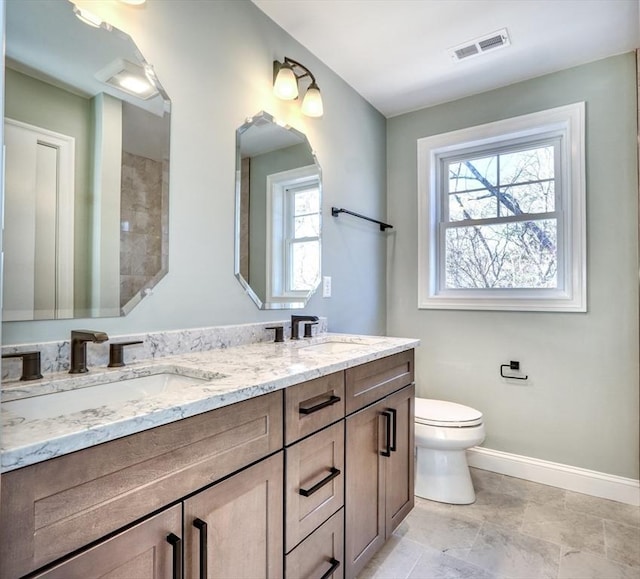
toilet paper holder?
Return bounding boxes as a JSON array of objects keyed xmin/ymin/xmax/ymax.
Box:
[{"xmin": 500, "ymin": 360, "xmax": 528, "ymax": 380}]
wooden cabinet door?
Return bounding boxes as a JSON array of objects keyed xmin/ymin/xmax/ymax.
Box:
[
  {"xmin": 384, "ymin": 384, "xmax": 415, "ymax": 534},
  {"xmin": 344, "ymin": 399, "xmax": 386, "ymax": 579},
  {"xmin": 184, "ymin": 452, "xmax": 283, "ymax": 579},
  {"xmin": 31, "ymin": 505, "xmax": 182, "ymax": 579}
]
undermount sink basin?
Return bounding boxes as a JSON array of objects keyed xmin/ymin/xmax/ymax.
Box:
[{"xmin": 3, "ymin": 372, "xmax": 209, "ymax": 421}]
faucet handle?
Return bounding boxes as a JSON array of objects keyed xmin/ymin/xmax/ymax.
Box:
[
  {"xmin": 2, "ymin": 351, "xmax": 43, "ymax": 381},
  {"xmin": 265, "ymin": 326, "xmax": 285, "ymax": 343},
  {"xmin": 303, "ymin": 322, "xmax": 318, "ymax": 338},
  {"xmin": 108, "ymin": 341, "xmax": 143, "ymax": 368}
]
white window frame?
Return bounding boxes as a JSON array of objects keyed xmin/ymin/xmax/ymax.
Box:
[
  {"xmin": 417, "ymin": 102, "xmax": 586, "ymax": 312},
  {"xmin": 266, "ymin": 164, "xmax": 321, "ymax": 303}
]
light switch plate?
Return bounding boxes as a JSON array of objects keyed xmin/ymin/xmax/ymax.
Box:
[{"xmin": 322, "ymin": 276, "xmax": 332, "ymax": 298}]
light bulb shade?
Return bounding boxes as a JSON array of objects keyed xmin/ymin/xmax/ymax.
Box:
[
  {"xmin": 301, "ymin": 83, "xmax": 324, "ymax": 117},
  {"xmin": 273, "ymin": 64, "xmax": 299, "ymax": 100}
]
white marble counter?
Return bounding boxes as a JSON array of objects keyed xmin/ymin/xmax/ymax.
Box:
[{"xmin": 1, "ymin": 333, "xmax": 418, "ymax": 472}]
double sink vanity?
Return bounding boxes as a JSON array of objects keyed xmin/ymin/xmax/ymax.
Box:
[
  {"xmin": 2, "ymin": 4, "xmax": 414, "ymax": 577},
  {"xmin": 1, "ymin": 324, "xmax": 418, "ymax": 579}
]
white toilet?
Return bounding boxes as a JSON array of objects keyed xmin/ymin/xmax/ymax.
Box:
[{"xmin": 414, "ymin": 398, "xmax": 485, "ymax": 504}]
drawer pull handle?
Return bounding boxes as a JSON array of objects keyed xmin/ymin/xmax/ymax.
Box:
[
  {"xmin": 389, "ymin": 407, "xmax": 397, "ymax": 452},
  {"xmin": 193, "ymin": 518, "xmax": 208, "ymax": 579},
  {"xmin": 320, "ymin": 557, "xmax": 341, "ymax": 579},
  {"xmin": 381, "ymin": 411, "xmax": 392, "ymax": 457},
  {"xmin": 166, "ymin": 533, "xmax": 183, "ymax": 579},
  {"xmin": 299, "ymin": 467, "xmax": 341, "ymax": 497},
  {"xmin": 299, "ymin": 395, "xmax": 341, "ymax": 415}
]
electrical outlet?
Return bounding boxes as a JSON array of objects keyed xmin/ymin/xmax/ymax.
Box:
[{"xmin": 322, "ymin": 276, "xmax": 332, "ymax": 298}]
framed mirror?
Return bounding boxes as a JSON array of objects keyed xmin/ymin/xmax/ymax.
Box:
[
  {"xmin": 3, "ymin": 0, "xmax": 171, "ymax": 321},
  {"xmin": 235, "ymin": 112, "xmax": 322, "ymax": 309}
]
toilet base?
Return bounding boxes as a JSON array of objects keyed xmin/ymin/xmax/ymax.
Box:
[{"xmin": 415, "ymin": 446, "xmax": 476, "ymax": 504}]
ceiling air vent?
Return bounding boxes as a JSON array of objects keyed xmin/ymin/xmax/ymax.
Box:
[{"xmin": 449, "ymin": 29, "xmax": 510, "ymax": 62}]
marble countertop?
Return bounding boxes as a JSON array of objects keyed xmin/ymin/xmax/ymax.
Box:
[{"xmin": 1, "ymin": 333, "xmax": 418, "ymax": 472}]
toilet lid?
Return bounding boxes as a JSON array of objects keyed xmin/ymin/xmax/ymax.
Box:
[{"xmin": 415, "ymin": 398, "xmax": 483, "ymax": 427}]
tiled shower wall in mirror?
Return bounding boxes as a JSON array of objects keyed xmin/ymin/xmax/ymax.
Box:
[{"xmin": 120, "ymin": 153, "xmax": 169, "ymax": 307}]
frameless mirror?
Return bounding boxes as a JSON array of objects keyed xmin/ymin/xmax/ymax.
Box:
[
  {"xmin": 3, "ymin": 0, "xmax": 170, "ymax": 321},
  {"xmin": 235, "ymin": 112, "xmax": 321, "ymax": 309}
]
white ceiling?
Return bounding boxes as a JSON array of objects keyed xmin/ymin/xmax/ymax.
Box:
[{"xmin": 252, "ymin": 0, "xmax": 640, "ymax": 118}]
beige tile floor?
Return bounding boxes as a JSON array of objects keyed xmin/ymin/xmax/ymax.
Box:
[{"xmin": 358, "ymin": 468, "xmax": 640, "ymax": 579}]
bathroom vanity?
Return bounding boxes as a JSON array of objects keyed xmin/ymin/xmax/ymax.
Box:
[{"xmin": 0, "ymin": 333, "xmax": 417, "ymax": 579}]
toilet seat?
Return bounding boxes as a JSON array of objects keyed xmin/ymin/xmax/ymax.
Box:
[{"xmin": 415, "ymin": 398, "xmax": 483, "ymax": 428}]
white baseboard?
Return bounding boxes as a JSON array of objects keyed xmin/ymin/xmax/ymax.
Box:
[{"xmin": 467, "ymin": 447, "xmax": 640, "ymax": 507}]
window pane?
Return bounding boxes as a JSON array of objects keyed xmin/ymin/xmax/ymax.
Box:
[
  {"xmin": 449, "ymin": 189, "xmax": 497, "ymax": 222},
  {"xmin": 294, "ymin": 188, "xmax": 319, "ymax": 215},
  {"xmin": 500, "ymin": 145, "xmax": 554, "ymax": 185},
  {"xmin": 448, "ymin": 156, "xmax": 497, "ymax": 193},
  {"xmin": 294, "ymin": 215, "xmax": 320, "ymax": 238},
  {"xmin": 291, "ymin": 241, "xmax": 320, "ymax": 291},
  {"xmin": 445, "ymin": 219, "xmax": 557, "ymax": 289},
  {"xmin": 500, "ymin": 181, "xmax": 555, "ymax": 216}
]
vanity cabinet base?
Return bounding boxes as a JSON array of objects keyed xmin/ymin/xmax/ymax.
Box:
[
  {"xmin": 1, "ymin": 349, "xmax": 416, "ymax": 579},
  {"xmin": 0, "ymin": 391, "xmax": 283, "ymax": 579}
]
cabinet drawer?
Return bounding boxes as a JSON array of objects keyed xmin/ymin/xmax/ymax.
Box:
[
  {"xmin": 345, "ymin": 350, "xmax": 414, "ymax": 414},
  {"xmin": 285, "ymin": 371, "xmax": 345, "ymax": 445},
  {"xmin": 286, "ymin": 508, "xmax": 344, "ymax": 579},
  {"xmin": 0, "ymin": 391, "xmax": 283, "ymax": 579},
  {"xmin": 286, "ymin": 421, "xmax": 344, "ymax": 552}
]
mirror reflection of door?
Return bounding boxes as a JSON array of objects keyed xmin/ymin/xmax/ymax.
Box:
[{"xmin": 3, "ymin": 119, "xmax": 75, "ymax": 321}]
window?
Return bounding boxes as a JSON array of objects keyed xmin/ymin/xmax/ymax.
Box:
[
  {"xmin": 417, "ymin": 103, "xmax": 586, "ymax": 311},
  {"xmin": 285, "ymin": 182, "xmax": 321, "ymax": 292},
  {"xmin": 267, "ymin": 165, "xmax": 321, "ymax": 304}
]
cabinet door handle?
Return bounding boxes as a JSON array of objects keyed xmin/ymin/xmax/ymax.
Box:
[
  {"xmin": 389, "ymin": 407, "xmax": 397, "ymax": 452},
  {"xmin": 299, "ymin": 395, "xmax": 341, "ymax": 415},
  {"xmin": 299, "ymin": 467, "xmax": 341, "ymax": 497},
  {"xmin": 319, "ymin": 557, "xmax": 341, "ymax": 579},
  {"xmin": 381, "ymin": 411, "xmax": 392, "ymax": 457},
  {"xmin": 166, "ymin": 533, "xmax": 183, "ymax": 579},
  {"xmin": 193, "ymin": 518, "xmax": 208, "ymax": 579}
]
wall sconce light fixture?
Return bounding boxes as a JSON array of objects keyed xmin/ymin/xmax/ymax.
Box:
[{"xmin": 273, "ymin": 57, "xmax": 323, "ymax": 118}]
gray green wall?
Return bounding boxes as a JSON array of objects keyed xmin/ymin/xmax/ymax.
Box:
[
  {"xmin": 387, "ymin": 53, "xmax": 639, "ymax": 479},
  {"xmin": 5, "ymin": 67, "xmax": 92, "ymax": 312},
  {"xmin": 3, "ymin": 0, "xmax": 387, "ymax": 343}
]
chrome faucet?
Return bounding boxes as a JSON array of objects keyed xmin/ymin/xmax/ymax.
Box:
[
  {"xmin": 290, "ymin": 315, "xmax": 319, "ymax": 340},
  {"xmin": 69, "ymin": 330, "xmax": 109, "ymax": 374}
]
